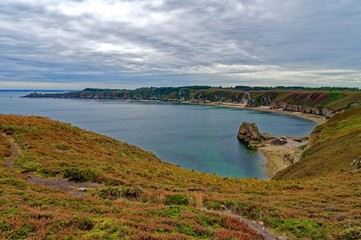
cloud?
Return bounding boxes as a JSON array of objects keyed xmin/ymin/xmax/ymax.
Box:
[{"xmin": 0, "ymin": 0, "xmax": 361, "ymax": 89}]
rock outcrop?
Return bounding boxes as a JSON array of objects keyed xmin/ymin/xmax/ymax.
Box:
[
  {"xmin": 237, "ymin": 122, "xmax": 263, "ymax": 147},
  {"xmin": 240, "ymin": 93, "xmax": 257, "ymax": 107},
  {"xmin": 271, "ymin": 138, "xmax": 288, "ymax": 145},
  {"xmin": 237, "ymin": 122, "xmax": 290, "ymax": 148},
  {"xmin": 241, "ymin": 93, "xmax": 252, "ymax": 105},
  {"xmin": 351, "ymin": 156, "xmax": 361, "ymax": 172},
  {"xmin": 237, "ymin": 122, "xmax": 310, "ymax": 177},
  {"xmin": 270, "ymin": 102, "xmax": 334, "ymax": 118},
  {"xmin": 260, "ymin": 95, "xmax": 272, "ymax": 105}
]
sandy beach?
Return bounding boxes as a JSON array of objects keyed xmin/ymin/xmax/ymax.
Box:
[
  {"xmin": 259, "ymin": 137, "xmax": 308, "ymax": 178},
  {"xmin": 192, "ymin": 101, "xmax": 327, "ymax": 125},
  {"xmin": 193, "ymin": 101, "xmax": 328, "ymax": 178}
]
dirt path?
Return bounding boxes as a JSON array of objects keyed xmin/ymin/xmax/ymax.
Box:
[
  {"xmin": 24, "ymin": 173, "xmax": 101, "ymax": 197},
  {"xmin": 2, "ymin": 133, "xmax": 287, "ymax": 239},
  {"xmin": 260, "ymin": 137, "xmax": 307, "ymax": 178},
  {"xmin": 2, "ymin": 133, "xmax": 101, "ymax": 197},
  {"xmin": 3, "ymin": 133, "xmax": 19, "ymax": 168},
  {"xmin": 205, "ymin": 209, "xmax": 287, "ymax": 240}
]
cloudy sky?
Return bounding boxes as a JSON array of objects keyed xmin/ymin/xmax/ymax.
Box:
[{"xmin": 0, "ymin": 0, "xmax": 361, "ymax": 89}]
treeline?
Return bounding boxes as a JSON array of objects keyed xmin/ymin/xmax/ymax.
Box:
[
  {"xmin": 233, "ymin": 86, "xmax": 360, "ymax": 91},
  {"xmin": 24, "ymin": 85, "xmax": 361, "ymax": 110}
]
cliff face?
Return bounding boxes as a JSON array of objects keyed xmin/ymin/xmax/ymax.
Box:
[
  {"xmin": 237, "ymin": 122, "xmax": 262, "ymax": 147},
  {"xmin": 24, "ymin": 87, "xmax": 361, "ymax": 117},
  {"xmin": 273, "ymin": 105, "xmax": 361, "ymax": 180},
  {"xmin": 270, "ymin": 102, "xmax": 334, "ymax": 118}
]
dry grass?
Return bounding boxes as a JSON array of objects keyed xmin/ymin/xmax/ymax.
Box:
[
  {"xmin": 1, "ymin": 113, "xmax": 361, "ymax": 239},
  {"xmin": 0, "ymin": 133, "xmax": 11, "ymax": 158},
  {"xmin": 274, "ymin": 105, "xmax": 361, "ymax": 179}
]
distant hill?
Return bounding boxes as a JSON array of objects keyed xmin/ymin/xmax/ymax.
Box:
[{"xmin": 24, "ymin": 86, "xmax": 361, "ymax": 116}]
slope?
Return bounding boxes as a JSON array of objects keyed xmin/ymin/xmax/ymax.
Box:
[
  {"xmin": 1, "ymin": 114, "xmax": 361, "ymax": 239},
  {"xmin": 274, "ymin": 105, "xmax": 361, "ymax": 180}
]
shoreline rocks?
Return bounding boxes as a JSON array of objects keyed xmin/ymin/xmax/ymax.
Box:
[
  {"xmin": 237, "ymin": 122, "xmax": 289, "ymax": 148},
  {"xmin": 270, "ymin": 102, "xmax": 334, "ymax": 118},
  {"xmin": 237, "ymin": 122, "xmax": 308, "ymax": 177},
  {"xmin": 237, "ymin": 122, "xmax": 263, "ymax": 147}
]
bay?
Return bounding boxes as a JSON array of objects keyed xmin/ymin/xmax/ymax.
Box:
[{"xmin": 0, "ymin": 91, "xmax": 316, "ymax": 179}]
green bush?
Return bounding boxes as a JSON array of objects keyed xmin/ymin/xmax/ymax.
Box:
[
  {"xmin": 2, "ymin": 125, "xmax": 15, "ymax": 135},
  {"xmin": 63, "ymin": 168, "xmax": 97, "ymax": 182},
  {"xmin": 121, "ymin": 187, "xmax": 143, "ymax": 200},
  {"xmin": 99, "ymin": 186, "xmax": 143, "ymax": 200},
  {"xmin": 164, "ymin": 195, "xmax": 189, "ymax": 206},
  {"xmin": 9, "ymin": 223, "xmax": 36, "ymax": 238},
  {"xmin": 265, "ymin": 217, "xmax": 327, "ymax": 239},
  {"xmin": 224, "ymin": 200, "xmax": 247, "ymax": 214},
  {"xmin": 204, "ymin": 201, "xmax": 223, "ymax": 210},
  {"xmin": 298, "ymin": 144, "xmax": 307, "ymax": 150},
  {"xmin": 68, "ymin": 218, "xmax": 94, "ymax": 231},
  {"xmin": 283, "ymin": 184, "xmax": 304, "ymax": 190},
  {"xmin": 99, "ymin": 187, "xmax": 122, "ymax": 200},
  {"xmin": 338, "ymin": 227, "xmax": 361, "ymax": 240}
]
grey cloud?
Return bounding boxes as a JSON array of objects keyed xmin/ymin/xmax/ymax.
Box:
[{"xmin": 0, "ymin": 0, "xmax": 361, "ymax": 89}]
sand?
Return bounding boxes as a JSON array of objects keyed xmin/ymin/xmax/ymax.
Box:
[
  {"xmin": 186, "ymin": 101, "xmax": 329, "ymax": 178},
  {"xmin": 192, "ymin": 101, "xmax": 327, "ymax": 125},
  {"xmin": 258, "ymin": 137, "xmax": 307, "ymax": 178}
]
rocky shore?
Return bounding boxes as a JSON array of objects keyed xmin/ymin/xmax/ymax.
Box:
[
  {"xmin": 237, "ymin": 122, "xmax": 308, "ymax": 178},
  {"xmin": 192, "ymin": 101, "xmax": 327, "ymax": 125},
  {"xmin": 24, "ymin": 88, "xmax": 343, "ymax": 124}
]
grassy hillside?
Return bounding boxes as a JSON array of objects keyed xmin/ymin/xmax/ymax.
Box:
[
  {"xmin": 274, "ymin": 105, "xmax": 361, "ymax": 180},
  {"xmin": 24, "ymin": 87, "xmax": 361, "ymax": 112},
  {"xmin": 1, "ymin": 115, "xmax": 361, "ymax": 239}
]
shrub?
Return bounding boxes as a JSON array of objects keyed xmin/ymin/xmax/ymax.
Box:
[
  {"xmin": 99, "ymin": 186, "xmax": 143, "ymax": 200},
  {"xmin": 68, "ymin": 218, "xmax": 94, "ymax": 231},
  {"xmin": 264, "ymin": 217, "xmax": 326, "ymax": 239},
  {"xmin": 204, "ymin": 201, "xmax": 223, "ymax": 210},
  {"xmin": 121, "ymin": 187, "xmax": 143, "ymax": 200},
  {"xmin": 164, "ymin": 195, "xmax": 189, "ymax": 206},
  {"xmin": 9, "ymin": 223, "xmax": 36, "ymax": 238},
  {"xmin": 63, "ymin": 168, "xmax": 97, "ymax": 182},
  {"xmin": 99, "ymin": 187, "xmax": 122, "ymax": 200},
  {"xmin": 338, "ymin": 227, "xmax": 361, "ymax": 240},
  {"xmin": 2, "ymin": 125, "xmax": 15, "ymax": 135},
  {"xmin": 224, "ymin": 200, "xmax": 247, "ymax": 215},
  {"xmin": 298, "ymin": 144, "xmax": 307, "ymax": 150},
  {"xmin": 283, "ymin": 184, "xmax": 304, "ymax": 190}
]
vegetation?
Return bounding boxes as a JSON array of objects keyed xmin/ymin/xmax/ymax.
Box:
[
  {"xmin": 274, "ymin": 105, "xmax": 361, "ymax": 179},
  {"xmin": 24, "ymin": 86, "xmax": 361, "ymax": 112},
  {"xmin": 234, "ymin": 86, "xmax": 360, "ymax": 91},
  {"xmin": 1, "ymin": 110, "xmax": 361, "ymax": 239}
]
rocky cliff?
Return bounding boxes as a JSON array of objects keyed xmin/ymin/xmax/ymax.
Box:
[
  {"xmin": 24, "ymin": 87, "xmax": 361, "ymax": 118},
  {"xmin": 273, "ymin": 105, "xmax": 361, "ymax": 180},
  {"xmin": 237, "ymin": 122, "xmax": 289, "ymax": 148},
  {"xmin": 270, "ymin": 102, "xmax": 334, "ymax": 118},
  {"xmin": 237, "ymin": 122, "xmax": 263, "ymax": 147}
]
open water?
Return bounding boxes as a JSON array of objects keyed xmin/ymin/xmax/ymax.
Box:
[{"xmin": 0, "ymin": 90, "xmax": 316, "ymax": 179}]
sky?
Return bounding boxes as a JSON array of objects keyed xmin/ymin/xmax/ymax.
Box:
[{"xmin": 0, "ymin": 0, "xmax": 361, "ymax": 90}]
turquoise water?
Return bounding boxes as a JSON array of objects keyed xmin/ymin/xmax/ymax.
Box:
[{"xmin": 0, "ymin": 91, "xmax": 316, "ymax": 179}]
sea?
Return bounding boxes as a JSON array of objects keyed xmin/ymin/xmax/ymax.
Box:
[{"xmin": 0, "ymin": 90, "xmax": 316, "ymax": 179}]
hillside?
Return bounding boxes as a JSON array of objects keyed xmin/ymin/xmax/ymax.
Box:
[
  {"xmin": 23, "ymin": 87, "xmax": 361, "ymax": 120},
  {"xmin": 274, "ymin": 105, "xmax": 361, "ymax": 180},
  {"xmin": 1, "ymin": 114, "xmax": 361, "ymax": 239}
]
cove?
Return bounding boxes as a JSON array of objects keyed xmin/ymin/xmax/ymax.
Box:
[{"xmin": 0, "ymin": 91, "xmax": 317, "ymax": 179}]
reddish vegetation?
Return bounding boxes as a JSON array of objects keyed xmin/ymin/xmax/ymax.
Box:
[{"xmin": 1, "ymin": 113, "xmax": 361, "ymax": 239}]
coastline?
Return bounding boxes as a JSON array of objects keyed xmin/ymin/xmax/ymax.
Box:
[
  {"xmin": 259, "ymin": 138, "xmax": 307, "ymax": 178},
  {"xmin": 19, "ymin": 95, "xmax": 327, "ymax": 179},
  {"xmin": 190, "ymin": 101, "xmax": 327, "ymax": 179},
  {"xmin": 186, "ymin": 101, "xmax": 327, "ymax": 125}
]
